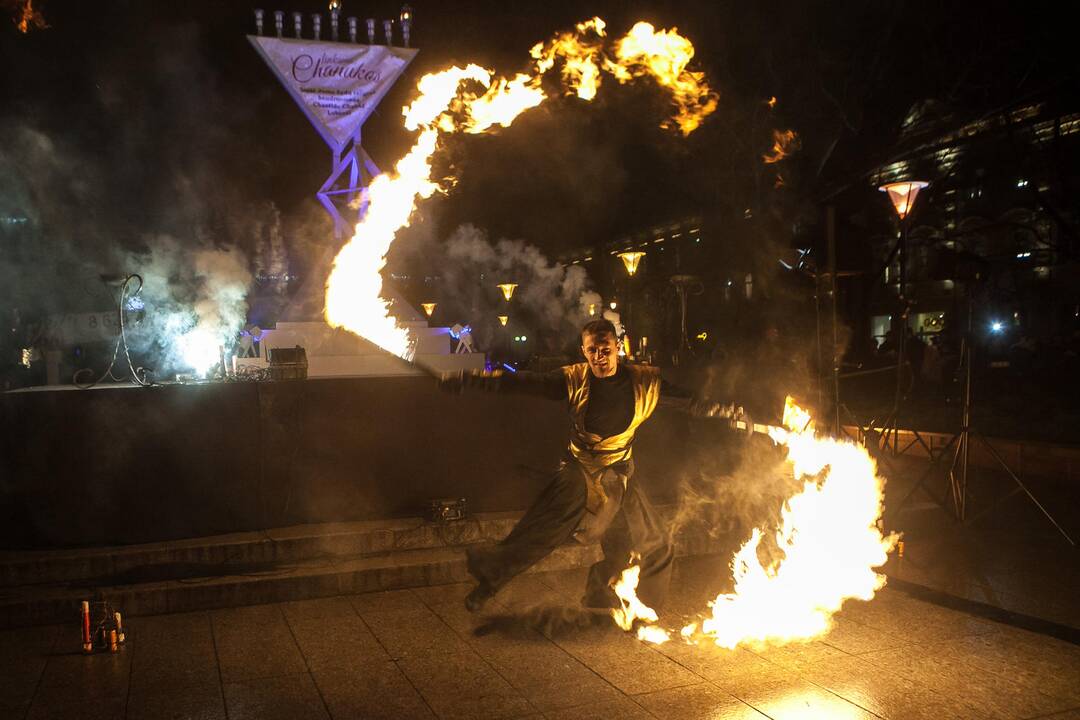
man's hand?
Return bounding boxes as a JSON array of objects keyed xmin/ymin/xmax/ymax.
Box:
[{"xmin": 688, "ymin": 399, "xmax": 738, "ymax": 419}]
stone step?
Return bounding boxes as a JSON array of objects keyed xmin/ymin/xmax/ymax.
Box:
[
  {"xmin": 0, "ymin": 525, "xmax": 729, "ymax": 629},
  {"xmin": 0, "ymin": 542, "xmax": 603, "ymax": 629},
  {"xmin": 0, "ymin": 514, "xmax": 522, "ymax": 589}
]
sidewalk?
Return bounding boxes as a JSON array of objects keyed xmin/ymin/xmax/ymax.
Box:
[{"xmin": 4, "ymin": 556, "xmax": 1079, "ymax": 720}]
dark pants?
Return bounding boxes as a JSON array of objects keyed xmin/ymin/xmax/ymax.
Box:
[{"xmin": 467, "ymin": 459, "xmax": 674, "ymax": 609}]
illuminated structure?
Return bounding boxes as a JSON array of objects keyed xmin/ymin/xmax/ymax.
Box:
[{"xmin": 248, "ymin": 8, "xmax": 417, "ymax": 238}]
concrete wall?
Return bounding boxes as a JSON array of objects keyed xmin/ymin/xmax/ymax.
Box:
[{"xmin": 0, "ymin": 377, "xmax": 697, "ymax": 549}]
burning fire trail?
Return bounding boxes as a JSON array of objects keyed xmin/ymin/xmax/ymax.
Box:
[
  {"xmin": 610, "ymin": 554, "xmax": 670, "ymax": 644},
  {"xmin": 324, "ymin": 18, "xmax": 718, "ymax": 356},
  {"xmin": 615, "ymin": 398, "xmax": 897, "ymax": 649},
  {"xmin": 763, "ymin": 128, "xmax": 798, "ymax": 164},
  {"xmin": 10, "ymin": 0, "xmax": 46, "ymax": 33}
]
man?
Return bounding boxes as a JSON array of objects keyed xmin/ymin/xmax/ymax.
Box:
[{"xmin": 442, "ymin": 318, "xmax": 724, "ymax": 613}]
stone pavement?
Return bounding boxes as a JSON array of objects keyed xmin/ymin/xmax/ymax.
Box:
[{"xmin": 3, "ymin": 556, "xmax": 1079, "ymax": 720}]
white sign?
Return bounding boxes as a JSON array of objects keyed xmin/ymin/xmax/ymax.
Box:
[
  {"xmin": 44, "ymin": 312, "xmax": 119, "ymax": 345},
  {"xmin": 249, "ymin": 36, "xmax": 417, "ymax": 148}
]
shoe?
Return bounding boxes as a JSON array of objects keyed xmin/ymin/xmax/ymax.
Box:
[{"xmin": 464, "ymin": 583, "xmax": 495, "ymax": 613}]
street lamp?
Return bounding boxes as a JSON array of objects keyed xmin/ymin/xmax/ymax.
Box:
[
  {"xmin": 617, "ymin": 251, "xmax": 645, "ymax": 276},
  {"xmin": 616, "ymin": 251, "xmax": 645, "ymax": 357},
  {"xmin": 421, "ymin": 302, "xmax": 436, "ymax": 318},
  {"xmin": 498, "ymin": 315, "xmax": 509, "ymax": 326},
  {"xmin": 879, "ymin": 181, "xmax": 928, "ymax": 220},
  {"xmin": 877, "ymin": 178, "xmax": 928, "ymax": 450},
  {"xmin": 497, "ymin": 283, "xmax": 518, "ymax": 302}
]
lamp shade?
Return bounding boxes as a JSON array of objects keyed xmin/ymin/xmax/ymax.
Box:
[
  {"xmin": 497, "ymin": 283, "xmax": 518, "ymax": 301},
  {"xmin": 421, "ymin": 303, "xmax": 436, "ymax": 318},
  {"xmin": 618, "ymin": 251, "xmax": 646, "ymax": 276},
  {"xmin": 498, "ymin": 315, "xmax": 508, "ymax": 326},
  {"xmin": 878, "ymin": 181, "xmax": 928, "ymax": 220}
]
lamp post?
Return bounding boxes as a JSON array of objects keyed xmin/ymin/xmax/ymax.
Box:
[
  {"xmin": 617, "ymin": 251, "xmax": 645, "ymax": 357},
  {"xmin": 878, "ymin": 180, "xmax": 928, "ymax": 450},
  {"xmin": 670, "ymin": 275, "xmax": 702, "ymax": 365}
]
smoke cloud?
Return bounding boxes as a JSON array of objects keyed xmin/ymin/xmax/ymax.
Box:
[
  {"xmin": 0, "ymin": 19, "xmax": 329, "ymax": 383},
  {"xmin": 122, "ymin": 237, "xmax": 253, "ymax": 377},
  {"xmin": 438, "ymin": 223, "xmax": 599, "ymax": 352}
]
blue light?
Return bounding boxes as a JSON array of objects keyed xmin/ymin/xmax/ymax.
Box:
[
  {"xmin": 990, "ymin": 321, "xmax": 1004, "ymax": 333},
  {"xmin": 125, "ymin": 295, "xmax": 145, "ymax": 312},
  {"xmin": 501, "ymin": 363, "xmax": 517, "ymax": 373}
]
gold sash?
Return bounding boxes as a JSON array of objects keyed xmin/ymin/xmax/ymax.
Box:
[{"xmin": 562, "ymin": 363, "xmax": 661, "ymax": 512}]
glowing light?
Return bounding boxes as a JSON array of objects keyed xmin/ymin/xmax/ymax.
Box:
[
  {"xmin": 763, "ymin": 129, "xmax": 798, "ymax": 164},
  {"xmin": 617, "ymin": 251, "xmax": 646, "ymax": 276},
  {"xmin": 609, "ymin": 301, "xmax": 617, "ymax": 310},
  {"xmin": 611, "ymin": 558, "xmax": 670, "ymax": 644},
  {"xmin": 498, "ymin": 315, "xmax": 509, "ymax": 326},
  {"xmin": 324, "ymin": 18, "xmax": 716, "ymax": 356},
  {"xmin": 497, "ymin": 283, "xmax": 518, "ymax": 301},
  {"xmin": 421, "ymin": 302, "xmax": 437, "ymax": 317},
  {"xmin": 878, "ymin": 181, "xmax": 929, "ymax": 220},
  {"xmin": 696, "ymin": 397, "xmax": 897, "ymax": 649},
  {"xmin": 588, "ymin": 303, "xmax": 597, "ymax": 316},
  {"xmin": 991, "ymin": 321, "xmax": 1004, "ymax": 333},
  {"xmin": 178, "ymin": 328, "xmax": 224, "ymax": 377}
]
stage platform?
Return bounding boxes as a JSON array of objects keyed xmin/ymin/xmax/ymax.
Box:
[{"xmin": 0, "ymin": 375, "xmax": 705, "ymax": 549}]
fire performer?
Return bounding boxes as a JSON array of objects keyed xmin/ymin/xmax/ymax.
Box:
[{"xmin": 441, "ymin": 318, "xmax": 728, "ymax": 612}]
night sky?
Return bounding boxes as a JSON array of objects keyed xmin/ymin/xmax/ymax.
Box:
[{"xmin": 1, "ymin": 0, "xmax": 1074, "ymax": 311}]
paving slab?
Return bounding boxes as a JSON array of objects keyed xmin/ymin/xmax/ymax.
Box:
[
  {"xmin": 6, "ymin": 554, "xmax": 1080, "ymax": 720},
  {"xmin": 223, "ymin": 672, "xmax": 330, "ymax": 720},
  {"xmin": 211, "ymin": 604, "xmax": 308, "ymax": 683},
  {"xmin": 313, "ymin": 663, "xmax": 436, "ymax": 720}
]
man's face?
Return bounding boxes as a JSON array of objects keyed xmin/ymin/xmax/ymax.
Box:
[{"xmin": 581, "ymin": 331, "xmax": 619, "ymax": 378}]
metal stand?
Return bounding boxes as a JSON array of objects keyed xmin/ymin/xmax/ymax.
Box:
[
  {"xmin": 670, "ymin": 275, "xmax": 702, "ymax": 366},
  {"xmin": 887, "ymin": 285, "xmax": 1075, "ymax": 546}
]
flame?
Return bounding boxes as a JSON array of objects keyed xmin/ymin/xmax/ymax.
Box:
[
  {"xmin": 324, "ymin": 19, "xmax": 716, "ymax": 354},
  {"xmin": 530, "ymin": 17, "xmax": 607, "ymax": 101},
  {"xmin": 763, "ymin": 129, "xmax": 798, "ymax": 164},
  {"xmin": 696, "ymin": 397, "xmax": 897, "ymax": 649},
  {"xmin": 14, "ymin": 0, "xmax": 45, "ymax": 33},
  {"xmin": 610, "ymin": 557, "xmax": 670, "ymax": 644},
  {"xmin": 605, "ymin": 398, "xmax": 895, "ymax": 652}
]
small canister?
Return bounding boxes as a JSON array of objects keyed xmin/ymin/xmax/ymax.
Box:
[{"xmin": 80, "ymin": 601, "xmax": 92, "ymax": 653}]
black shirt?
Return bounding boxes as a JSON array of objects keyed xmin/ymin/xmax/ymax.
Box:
[{"xmin": 582, "ymin": 365, "xmax": 634, "ymax": 437}]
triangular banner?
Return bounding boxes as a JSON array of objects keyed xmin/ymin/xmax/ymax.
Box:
[{"xmin": 248, "ymin": 36, "xmax": 417, "ymax": 148}]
